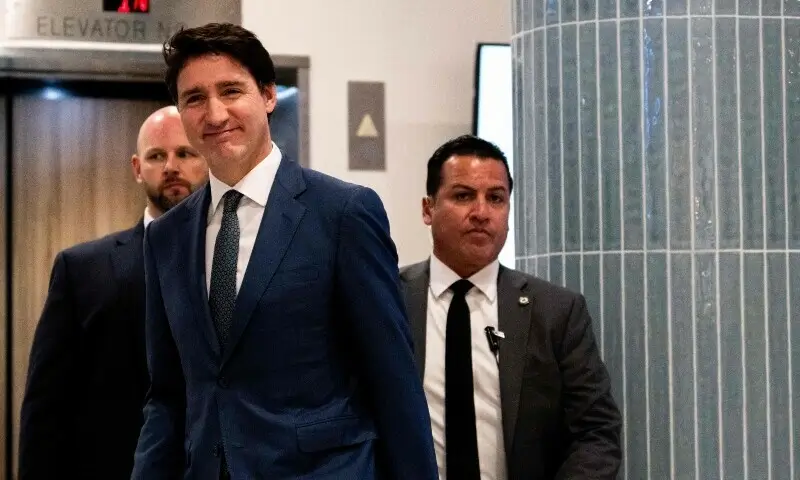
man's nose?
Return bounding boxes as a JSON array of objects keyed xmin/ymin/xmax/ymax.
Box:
[
  {"xmin": 163, "ymin": 153, "xmax": 179, "ymax": 173},
  {"xmin": 470, "ymin": 199, "xmax": 490, "ymax": 221},
  {"xmin": 205, "ymin": 97, "xmax": 229, "ymax": 126}
]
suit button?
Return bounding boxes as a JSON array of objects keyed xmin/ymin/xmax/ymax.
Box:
[
  {"xmin": 217, "ymin": 376, "xmax": 229, "ymax": 388},
  {"xmin": 212, "ymin": 444, "xmax": 221, "ymax": 457}
]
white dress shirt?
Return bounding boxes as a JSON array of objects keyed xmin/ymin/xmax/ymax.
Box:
[
  {"xmin": 423, "ymin": 255, "xmax": 507, "ymax": 480},
  {"xmin": 205, "ymin": 143, "xmax": 282, "ymax": 294},
  {"xmin": 143, "ymin": 207, "xmax": 155, "ymax": 228}
]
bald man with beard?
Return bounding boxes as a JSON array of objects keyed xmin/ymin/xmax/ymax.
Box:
[{"xmin": 18, "ymin": 106, "xmax": 208, "ymax": 480}]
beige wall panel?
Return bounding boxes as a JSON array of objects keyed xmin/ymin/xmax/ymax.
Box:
[{"xmin": 0, "ymin": 96, "xmax": 8, "ymax": 480}]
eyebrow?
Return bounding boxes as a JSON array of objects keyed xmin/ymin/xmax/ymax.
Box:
[
  {"xmin": 218, "ymin": 80, "xmax": 246, "ymax": 89},
  {"xmin": 179, "ymin": 87, "xmax": 202, "ymax": 102},
  {"xmin": 144, "ymin": 145, "xmax": 196, "ymax": 156},
  {"xmin": 143, "ymin": 147, "xmax": 165, "ymax": 157},
  {"xmin": 180, "ymin": 80, "xmax": 247, "ymax": 100},
  {"xmin": 176, "ymin": 145, "xmax": 197, "ymax": 154},
  {"xmin": 451, "ymin": 184, "xmax": 508, "ymax": 193}
]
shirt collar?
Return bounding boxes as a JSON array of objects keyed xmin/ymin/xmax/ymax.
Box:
[
  {"xmin": 429, "ymin": 254, "xmax": 499, "ymax": 302},
  {"xmin": 143, "ymin": 206, "xmax": 156, "ymax": 228},
  {"xmin": 208, "ymin": 142, "xmax": 282, "ymax": 214}
]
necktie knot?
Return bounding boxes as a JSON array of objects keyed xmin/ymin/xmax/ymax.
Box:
[
  {"xmin": 449, "ymin": 279, "xmax": 474, "ymax": 298},
  {"xmin": 222, "ymin": 190, "xmax": 243, "ymax": 214}
]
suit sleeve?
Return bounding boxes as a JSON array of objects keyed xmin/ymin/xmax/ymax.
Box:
[
  {"xmin": 131, "ymin": 227, "xmax": 186, "ymax": 478},
  {"xmin": 336, "ymin": 187, "xmax": 438, "ymax": 479},
  {"xmin": 555, "ymin": 294, "xmax": 623, "ymax": 480},
  {"xmin": 18, "ymin": 252, "xmax": 79, "ymax": 479}
]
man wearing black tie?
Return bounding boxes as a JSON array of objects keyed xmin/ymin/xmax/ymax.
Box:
[{"xmin": 400, "ymin": 135, "xmax": 622, "ymax": 479}]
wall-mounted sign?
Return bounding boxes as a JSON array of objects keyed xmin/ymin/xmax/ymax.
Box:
[
  {"xmin": 3, "ymin": 0, "xmax": 240, "ymax": 44},
  {"xmin": 348, "ymin": 81, "xmax": 385, "ymax": 171}
]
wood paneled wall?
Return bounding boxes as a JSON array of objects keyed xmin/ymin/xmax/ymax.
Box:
[
  {"xmin": 0, "ymin": 96, "xmax": 8, "ymax": 480},
  {"xmin": 9, "ymin": 95, "xmax": 166, "ymax": 476}
]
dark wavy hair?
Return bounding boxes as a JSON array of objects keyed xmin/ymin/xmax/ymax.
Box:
[{"xmin": 163, "ymin": 23, "xmax": 276, "ymax": 103}]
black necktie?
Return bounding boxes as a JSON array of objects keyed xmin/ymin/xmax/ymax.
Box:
[
  {"xmin": 445, "ymin": 279, "xmax": 480, "ymax": 479},
  {"xmin": 208, "ymin": 189, "xmax": 243, "ymax": 351}
]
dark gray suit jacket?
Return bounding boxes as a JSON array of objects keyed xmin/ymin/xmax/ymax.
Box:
[{"xmin": 400, "ymin": 260, "xmax": 622, "ymax": 480}]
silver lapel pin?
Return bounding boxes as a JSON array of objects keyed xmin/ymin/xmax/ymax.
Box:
[{"xmin": 518, "ymin": 296, "xmax": 530, "ymax": 305}]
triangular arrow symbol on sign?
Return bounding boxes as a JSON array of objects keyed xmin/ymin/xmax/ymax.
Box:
[{"xmin": 356, "ymin": 114, "xmax": 379, "ymax": 138}]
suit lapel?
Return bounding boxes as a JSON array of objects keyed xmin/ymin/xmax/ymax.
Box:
[
  {"xmin": 497, "ymin": 266, "xmax": 532, "ymax": 458},
  {"xmin": 403, "ymin": 262, "xmax": 430, "ymax": 376},
  {"xmin": 222, "ymin": 159, "xmax": 307, "ymax": 365},
  {"xmin": 184, "ymin": 185, "xmax": 221, "ymax": 356},
  {"xmin": 110, "ymin": 220, "xmax": 148, "ymax": 383},
  {"xmin": 110, "ymin": 220, "xmax": 145, "ymax": 287},
  {"xmin": 404, "ymin": 261, "xmax": 531, "ymax": 457}
]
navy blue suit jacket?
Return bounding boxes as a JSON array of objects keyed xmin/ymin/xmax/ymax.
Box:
[{"xmin": 131, "ymin": 157, "xmax": 437, "ymax": 479}]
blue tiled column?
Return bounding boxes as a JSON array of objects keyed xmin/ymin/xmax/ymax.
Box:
[{"xmin": 511, "ymin": 0, "xmax": 800, "ymax": 478}]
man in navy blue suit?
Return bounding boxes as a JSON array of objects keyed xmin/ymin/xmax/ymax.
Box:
[{"xmin": 131, "ymin": 23, "xmax": 438, "ymax": 479}]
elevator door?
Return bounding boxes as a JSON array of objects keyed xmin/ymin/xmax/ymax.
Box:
[
  {"xmin": 0, "ymin": 95, "xmax": 8, "ymax": 480},
  {"xmin": 7, "ymin": 80, "xmax": 168, "ymax": 477}
]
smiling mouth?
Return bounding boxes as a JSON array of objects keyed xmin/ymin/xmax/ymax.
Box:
[{"xmin": 204, "ymin": 128, "xmax": 236, "ymax": 139}]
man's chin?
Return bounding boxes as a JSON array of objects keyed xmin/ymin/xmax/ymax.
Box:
[
  {"xmin": 463, "ymin": 237, "xmax": 495, "ymax": 250},
  {"xmin": 207, "ymin": 146, "xmax": 246, "ymax": 167},
  {"xmin": 462, "ymin": 245, "xmax": 499, "ymax": 264},
  {"xmin": 158, "ymin": 195, "xmax": 190, "ymax": 212}
]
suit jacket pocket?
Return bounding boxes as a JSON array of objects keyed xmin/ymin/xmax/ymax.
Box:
[
  {"xmin": 263, "ymin": 267, "xmax": 323, "ymax": 306},
  {"xmin": 270, "ymin": 266, "xmax": 319, "ymax": 288},
  {"xmin": 295, "ymin": 415, "xmax": 377, "ymax": 453}
]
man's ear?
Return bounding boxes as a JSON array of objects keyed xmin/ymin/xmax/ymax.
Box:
[
  {"xmin": 131, "ymin": 154, "xmax": 143, "ymax": 184},
  {"xmin": 422, "ymin": 196, "xmax": 434, "ymax": 226},
  {"xmin": 261, "ymin": 83, "xmax": 278, "ymax": 115}
]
